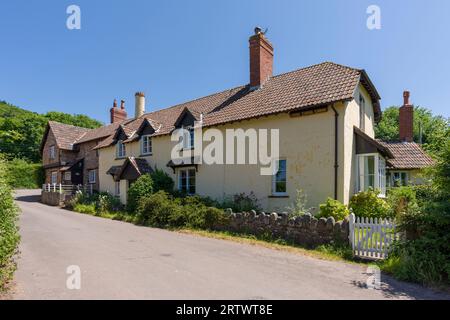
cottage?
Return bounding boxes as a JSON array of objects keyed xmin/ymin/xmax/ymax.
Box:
[{"xmin": 40, "ymin": 28, "xmax": 434, "ymax": 211}]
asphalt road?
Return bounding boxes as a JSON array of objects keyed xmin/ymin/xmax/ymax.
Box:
[{"xmin": 11, "ymin": 189, "xmax": 449, "ymax": 300}]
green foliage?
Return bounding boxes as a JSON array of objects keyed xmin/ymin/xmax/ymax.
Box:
[
  {"xmin": 136, "ymin": 191, "xmax": 228, "ymax": 230},
  {"xmin": 387, "ymin": 186, "xmax": 419, "ymax": 218},
  {"xmin": 375, "ymin": 105, "xmax": 449, "ymax": 157},
  {"xmin": 349, "ymin": 189, "xmax": 392, "ymax": 219},
  {"xmin": 4, "ymin": 158, "xmax": 44, "ymax": 189},
  {"xmin": 0, "ymin": 156, "xmax": 20, "ymax": 290},
  {"xmin": 0, "ymin": 100, "xmax": 102, "ymax": 162},
  {"xmin": 286, "ymin": 189, "xmax": 309, "ymax": 218},
  {"xmin": 221, "ymin": 192, "xmax": 261, "ymax": 212},
  {"xmin": 96, "ymin": 192, "xmax": 123, "ymax": 214},
  {"xmin": 383, "ymin": 140, "xmax": 450, "ymax": 287},
  {"xmin": 317, "ymin": 198, "xmax": 350, "ymax": 221},
  {"xmin": 151, "ymin": 169, "xmax": 175, "ymax": 193},
  {"xmin": 73, "ymin": 203, "xmax": 97, "ymax": 215},
  {"xmin": 127, "ymin": 174, "xmax": 154, "ymax": 213}
]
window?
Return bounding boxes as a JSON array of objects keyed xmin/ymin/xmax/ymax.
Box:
[
  {"xmin": 117, "ymin": 140, "xmax": 126, "ymax": 158},
  {"xmin": 49, "ymin": 145, "xmax": 56, "ymax": 160},
  {"xmin": 356, "ymin": 154, "xmax": 386, "ymax": 196},
  {"xmin": 182, "ymin": 127, "xmax": 194, "ymax": 149},
  {"xmin": 64, "ymin": 171, "xmax": 71, "ymax": 181},
  {"xmin": 178, "ymin": 168, "xmax": 196, "ymax": 194},
  {"xmin": 88, "ymin": 170, "xmax": 96, "ymax": 184},
  {"xmin": 359, "ymin": 94, "xmax": 366, "ymax": 131},
  {"xmin": 272, "ymin": 159, "xmax": 287, "ymax": 195},
  {"xmin": 51, "ymin": 171, "xmax": 58, "ymax": 184},
  {"xmin": 141, "ymin": 135, "xmax": 152, "ymax": 155},
  {"xmin": 115, "ymin": 181, "xmax": 120, "ymax": 196},
  {"xmin": 392, "ymin": 171, "xmax": 409, "ymax": 187}
]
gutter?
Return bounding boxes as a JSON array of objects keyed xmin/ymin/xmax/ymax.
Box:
[{"xmin": 331, "ymin": 105, "xmax": 339, "ymax": 200}]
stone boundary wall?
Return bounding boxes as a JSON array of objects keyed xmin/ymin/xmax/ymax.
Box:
[{"xmin": 215, "ymin": 210, "xmax": 350, "ymax": 247}]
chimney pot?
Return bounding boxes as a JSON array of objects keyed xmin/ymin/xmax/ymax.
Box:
[
  {"xmin": 110, "ymin": 98, "xmax": 127, "ymax": 124},
  {"xmin": 120, "ymin": 100, "xmax": 125, "ymax": 109},
  {"xmin": 403, "ymin": 91, "xmax": 410, "ymax": 105},
  {"xmin": 113, "ymin": 99, "xmax": 118, "ymax": 108}
]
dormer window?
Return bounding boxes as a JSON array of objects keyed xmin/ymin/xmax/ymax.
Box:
[
  {"xmin": 117, "ymin": 140, "xmax": 126, "ymax": 158},
  {"xmin": 141, "ymin": 135, "xmax": 152, "ymax": 155}
]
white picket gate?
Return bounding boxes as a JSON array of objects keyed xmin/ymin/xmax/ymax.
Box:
[{"xmin": 348, "ymin": 213, "xmax": 397, "ymax": 260}]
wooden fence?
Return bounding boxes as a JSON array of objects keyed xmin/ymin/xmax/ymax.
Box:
[{"xmin": 348, "ymin": 213, "xmax": 397, "ymax": 260}]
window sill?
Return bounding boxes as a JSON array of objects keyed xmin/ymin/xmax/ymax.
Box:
[
  {"xmin": 115, "ymin": 157, "xmax": 126, "ymax": 160},
  {"xmin": 182, "ymin": 147, "xmax": 194, "ymax": 151},
  {"xmin": 269, "ymin": 194, "xmax": 289, "ymax": 198},
  {"xmin": 140, "ymin": 153, "xmax": 153, "ymax": 157}
]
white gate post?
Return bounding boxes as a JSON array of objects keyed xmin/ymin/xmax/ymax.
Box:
[{"xmin": 349, "ymin": 213, "xmax": 355, "ymax": 252}]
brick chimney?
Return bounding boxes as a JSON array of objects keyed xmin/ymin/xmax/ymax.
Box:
[
  {"xmin": 110, "ymin": 99, "xmax": 127, "ymax": 124},
  {"xmin": 135, "ymin": 92, "xmax": 145, "ymax": 118},
  {"xmin": 399, "ymin": 91, "xmax": 414, "ymax": 142},
  {"xmin": 249, "ymin": 27, "xmax": 274, "ymax": 88}
]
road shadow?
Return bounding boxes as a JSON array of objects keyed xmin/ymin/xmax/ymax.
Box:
[
  {"xmin": 14, "ymin": 194, "xmax": 41, "ymax": 203},
  {"xmin": 352, "ymin": 270, "xmax": 450, "ymax": 300}
]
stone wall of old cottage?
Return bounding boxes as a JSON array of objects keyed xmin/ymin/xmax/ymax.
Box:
[{"xmin": 215, "ymin": 210, "xmax": 350, "ymax": 248}]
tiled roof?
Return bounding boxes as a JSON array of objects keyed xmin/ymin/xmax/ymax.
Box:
[
  {"xmin": 95, "ymin": 62, "xmax": 380, "ymax": 149},
  {"xmin": 378, "ymin": 141, "xmax": 435, "ymax": 169},
  {"xmin": 75, "ymin": 121, "xmax": 123, "ymax": 144},
  {"xmin": 47, "ymin": 121, "xmax": 90, "ymax": 150}
]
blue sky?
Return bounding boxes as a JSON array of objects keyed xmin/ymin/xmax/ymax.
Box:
[{"xmin": 1, "ymin": 0, "xmax": 449, "ymax": 124}]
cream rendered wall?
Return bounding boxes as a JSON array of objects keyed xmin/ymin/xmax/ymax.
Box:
[{"xmin": 341, "ymin": 84, "xmax": 377, "ymax": 204}]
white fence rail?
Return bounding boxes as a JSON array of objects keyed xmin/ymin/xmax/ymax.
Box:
[
  {"xmin": 349, "ymin": 213, "xmax": 397, "ymax": 260},
  {"xmin": 42, "ymin": 183, "xmax": 93, "ymax": 195}
]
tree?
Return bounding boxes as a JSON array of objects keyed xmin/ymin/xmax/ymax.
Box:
[{"xmin": 375, "ymin": 106, "xmax": 449, "ymax": 157}]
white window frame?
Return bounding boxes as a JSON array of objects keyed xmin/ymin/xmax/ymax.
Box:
[
  {"xmin": 49, "ymin": 145, "xmax": 56, "ymax": 160},
  {"xmin": 64, "ymin": 171, "xmax": 71, "ymax": 181},
  {"xmin": 390, "ymin": 171, "xmax": 410, "ymax": 187},
  {"xmin": 182, "ymin": 126, "xmax": 194, "ymax": 150},
  {"xmin": 51, "ymin": 171, "xmax": 58, "ymax": 184},
  {"xmin": 359, "ymin": 94, "xmax": 366, "ymax": 131},
  {"xmin": 115, "ymin": 180, "xmax": 120, "ymax": 196},
  {"xmin": 178, "ymin": 167, "xmax": 196, "ymax": 195},
  {"xmin": 141, "ymin": 135, "xmax": 152, "ymax": 155},
  {"xmin": 272, "ymin": 159, "xmax": 287, "ymax": 196},
  {"xmin": 88, "ymin": 169, "xmax": 96, "ymax": 184},
  {"xmin": 116, "ymin": 140, "xmax": 126, "ymax": 158},
  {"xmin": 356, "ymin": 153, "xmax": 386, "ymax": 197}
]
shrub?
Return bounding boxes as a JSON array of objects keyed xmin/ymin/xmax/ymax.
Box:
[
  {"xmin": 387, "ymin": 186, "xmax": 418, "ymax": 218},
  {"xmin": 0, "ymin": 156, "xmax": 20, "ymax": 290},
  {"xmin": 127, "ymin": 174, "xmax": 153, "ymax": 213},
  {"xmin": 317, "ymin": 198, "xmax": 349, "ymax": 221},
  {"xmin": 5, "ymin": 159, "xmax": 44, "ymax": 189},
  {"xmin": 73, "ymin": 203, "xmax": 96, "ymax": 215},
  {"xmin": 286, "ymin": 189, "xmax": 309, "ymax": 218},
  {"xmin": 151, "ymin": 169, "xmax": 174, "ymax": 193},
  {"xmin": 96, "ymin": 192, "xmax": 122, "ymax": 214},
  {"xmin": 349, "ymin": 189, "xmax": 392, "ymax": 219},
  {"xmin": 136, "ymin": 191, "xmax": 181, "ymax": 226},
  {"xmin": 221, "ymin": 192, "xmax": 261, "ymax": 212}
]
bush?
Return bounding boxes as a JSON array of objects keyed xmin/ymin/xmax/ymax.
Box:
[
  {"xmin": 221, "ymin": 192, "xmax": 261, "ymax": 212},
  {"xmin": 317, "ymin": 198, "xmax": 349, "ymax": 221},
  {"xmin": 96, "ymin": 192, "xmax": 122, "ymax": 214},
  {"xmin": 135, "ymin": 191, "xmax": 228, "ymax": 230},
  {"xmin": 73, "ymin": 203, "xmax": 97, "ymax": 215},
  {"xmin": 349, "ymin": 189, "xmax": 392, "ymax": 219},
  {"xmin": 127, "ymin": 174, "xmax": 153, "ymax": 213},
  {"xmin": 0, "ymin": 157, "xmax": 20, "ymax": 290},
  {"xmin": 151, "ymin": 169, "xmax": 174, "ymax": 193},
  {"xmin": 5, "ymin": 159, "xmax": 44, "ymax": 189},
  {"xmin": 387, "ymin": 186, "xmax": 419, "ymax": 218},
  {"xmin": 136, "ymin": 191, "xmax": 181, "ymax": 226}
]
